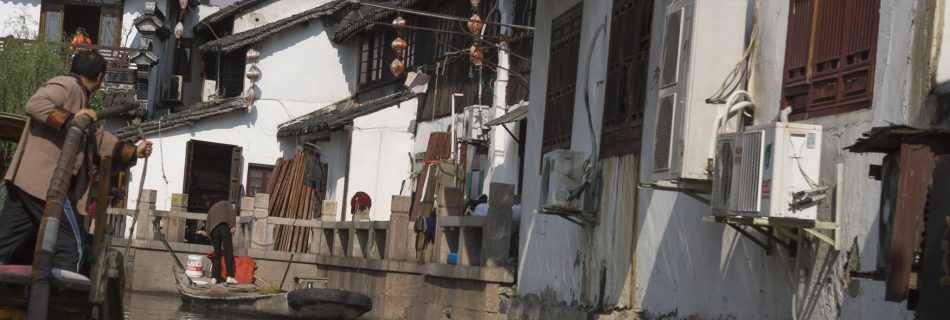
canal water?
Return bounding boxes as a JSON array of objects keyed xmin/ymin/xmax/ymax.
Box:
[{"xmin": 125, "ymin": 291, "xmax": 258, "ymax": 319}]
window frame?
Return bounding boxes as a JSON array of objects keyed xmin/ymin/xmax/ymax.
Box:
[
  {"xmin": 780, "ymin": 0, "xmax": 881, "ymax": 120},
  {"xmin": 540, "ymin": 3, "xmax": 584, "ymax": 157},
  {"xmin": 245, "ymin": 163, "xmax": 275, "ymax": 197}
]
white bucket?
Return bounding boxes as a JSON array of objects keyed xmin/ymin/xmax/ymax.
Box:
[{"xmin": 185, "ymin": 255, "xmax": 203, "ymax": 278}]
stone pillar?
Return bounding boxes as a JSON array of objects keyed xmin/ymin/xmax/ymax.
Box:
[
  {"xmin": 167, "ymin": 194, "xmax": 188, "ymax": 243},
  {"xmin": 236, "ymin": 196, "xmax": 256, "ymax": 256},
  {"xmin": 134, "ymin": 189, "xmax": 156, "ymax": 240},
  {"xmin": 386, "ymin": 196, "xmax": 411, "ymax": 261},
  {"xmin": 321, "ymin": 201, "xmax": 338, "ymax": 221},
  {"xmin": 483, "ymin": 183, "xmax": 514, "ymax": 267},
  {"xmin": 353, "ymin": 209, "xmax": 370, "ymax": 221},
  {"xmin": 250, "ymin": 194, "xmax": 272, "ymax": 250}
]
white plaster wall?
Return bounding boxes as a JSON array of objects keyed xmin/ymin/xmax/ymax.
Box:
[
  {"xmin": 517, "ymin": 0, "xmax": 920, "ymax": 318},
  {"xmin": 316, "ymin": 130, "xmax": 348, "ymax": 219},
  {"xmin": 935, "ymin": 0, "xmax": 950, "ymax": 94},
  {"xmin": 127, "ymin": 4, "xmax": 352, "ymax": 221},
  {"xmin": 233, "ymin": 0, "xmax": 331, "ymax": 33},
  {"xmin": 0, "ymin": 0, "xmax": 40, "ymax": 38},
  {"xmin": 482, "ymin": 107, "xmax": 522, "ymax": 195},
  {"xmin": 517, "ymin": 0, "xmax": 591, "ymax": 304},
  {"xmin": 348, "ymin": 99, "xmax": 417, "ymax": 221}
]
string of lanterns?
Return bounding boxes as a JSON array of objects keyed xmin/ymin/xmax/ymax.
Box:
[
  {"xmin": 245, "ymin": 48, "xmax": 262, "ymax": 108},
  {"xmin": 389, "ymin": 0, "xmax": 484, "ymax": 77}
]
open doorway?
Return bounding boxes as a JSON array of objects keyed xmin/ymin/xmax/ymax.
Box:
[
  {"xmin": 182, "ymin": 140, "xmax": 243, "ymax": 243},
  {"xmin": 63, "ymin": 4, "xmax": 101, "ymax": 45}
]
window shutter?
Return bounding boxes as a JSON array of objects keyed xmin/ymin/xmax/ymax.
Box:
[
  {"xmin": 229, "ymin": 146, "xmax": 243, "ymax": 204},
  {"xmin": 40, "ymin": 3, "xmax": 64, "ymax": 42},
  {"xmin": 782, "ymin": 0, "xmax": 879, "ymax": 120},
  {"xmin": 601, "ymin": 0, "xmax": 654, "ymax": 158},
  {"xmin": 542, "ymin": 3, "xmax": 583, "ymax": 156},
  {"xmin": 100, "ymin": 7, "xmax": 121, "ymax": 47}
]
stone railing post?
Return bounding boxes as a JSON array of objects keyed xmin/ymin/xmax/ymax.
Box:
[
  {"xmin": 250, "ymin": 194, "xmax": 272, "ymax": 250},
  {"xmin": 321, "ymin": 201, "xmax": 338, "ymax": 221},
  {"xmin": 483, "ymin": 183, "xmax": 514, "ymax": 267},
  {"xmin": 167, "ymin": 193, "xmax": 188, "ymax": 243},
  {"xmin": 134, "ymin": 189, "xmax": 157, "ymax": 240},
  {"xmin": 386, "ymin": 195, "xmax": 411, "ymax": 261},
  {"xmin": 237, "ymin": 196, "xmax": 255, "ymax": 256}
]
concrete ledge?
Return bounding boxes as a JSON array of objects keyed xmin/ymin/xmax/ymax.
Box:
[{"xmin": 114, "ymin": 239, "xmax": 514, "ymax": 283}]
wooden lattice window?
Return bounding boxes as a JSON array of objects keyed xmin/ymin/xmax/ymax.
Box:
[
  {"xmin": 245, "ymin": 164, "xmax": 274, "ymax": 197},
  {"xmin": 358, "ymin": 31, "xmax": 386, "ymax": 86},
  {"xmin": 781, "ymin": 0, "xmax": 880, "ymax": 120},
  {"xmin": 541, "ymin": 3, "xmax": 583, "ymax": 156},
  {"xmin": 600, "ymin": 0, "xmax": 654, "ymax": 158}
]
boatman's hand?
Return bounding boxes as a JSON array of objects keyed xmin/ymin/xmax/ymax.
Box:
[
  {"xmin": 230, "ymin": 227, "xmax": 236, "ymax": 235},
  {"xmin": 76, "ymin": 108, "xmax": 97, "ymax": 121},
  {"xmin": 136, "ymin": 140, "xmax": 153, "ymax": 158}
]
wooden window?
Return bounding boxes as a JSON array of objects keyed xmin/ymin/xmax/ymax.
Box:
[
  {"xmin": 432, "ymin": 2, "xmax": 456, "ymax": 59},
  {"xmin": 40, "ymin": 1, "xmax": 122, "ymax": 45},
  {"xmin": 403, "ymin": 30, "xmax": 417, "ymax": 68},
  {"xmin": 600, "ymin": 0, "xmax": 654, "ymax": 158},
  {"xmin": 218, "ymin": 48, "xmax": 246, "ymax": 98},
  {"xmin": 358, "ymin": 31, "xmax": 386, "ymax": 86},
  {"xmin": 246, "ymin": 164, "xmax": 273, "ymax": 197},
  {"xmin": 541, "ymin": 3, "xmax": 583, "ymax": 156},
  {"xmin": 782, "ymin": 0, "xmax": 880, "ymax": 120}
]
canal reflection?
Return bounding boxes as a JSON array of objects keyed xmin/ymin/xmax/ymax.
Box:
[{"xmin": 125, "ymin": 291, "xmax": 258, "ymax": 319}]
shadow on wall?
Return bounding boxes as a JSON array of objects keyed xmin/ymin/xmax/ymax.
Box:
[{"xmin": 636, "ymin": 190, "xmax": 789, "ymax": 319}]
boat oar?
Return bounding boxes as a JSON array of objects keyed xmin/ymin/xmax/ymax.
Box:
[
  {"xmin": 153, "ymin": 218, "xmax": 195, "ymax": 286},
  {"xmin": 122, "ymin": 127, "xmax": 149, "ymax": 261},
  {"xmin": 253, "ymin": 274, "xmax": 280, "ymax": 292}
]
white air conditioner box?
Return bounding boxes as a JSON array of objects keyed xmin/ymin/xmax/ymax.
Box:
[
  {"xmin": 459, "ymin": 105, "xmax": 490, "ymax": 141},
  {"xmin": 202, "ymin": 80, "xmax": 218, "ymax": 102},
  {"xmin": 651, "ymin": 0, "xmax": 748, "ymax": 183},
  {"xmin": 732, "ymin": 122, "xmax": 822, "ymax": 220},
  {"xmin": 540, "ymin": 149, "xmax": 586, "ymax": 212},
  {"xmin": 710, "ymin": 131, "xmax": 743, "ymax": 214}
]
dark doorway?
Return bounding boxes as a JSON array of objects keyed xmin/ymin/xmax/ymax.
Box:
[
  {"xmin": 63, "ymin": 5, "xmax": 101, "ymax": 45},
  {"xmin": 182, "ymin": 140, "xmax": 243, "ymax": 244}
]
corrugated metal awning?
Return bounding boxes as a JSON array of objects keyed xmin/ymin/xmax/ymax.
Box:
[{"xmin": 485, "ymin": 102, "xmax": 528, "ymax": 126}]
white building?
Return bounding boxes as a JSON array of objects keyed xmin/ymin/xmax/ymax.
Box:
[{"xmin": 510, "ymin": 0, "xmax": 940, "ymax": 319}]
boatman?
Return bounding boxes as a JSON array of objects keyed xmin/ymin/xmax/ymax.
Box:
[
  {"xmin": 0, "ymin": 51, "xmax": 152, "ymax": 275},
  {"xmin": 203, "ymin": 200, "xmax": 238, "ymax": 285}
]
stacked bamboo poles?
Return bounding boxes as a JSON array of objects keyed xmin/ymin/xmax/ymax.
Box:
[{"xmin": 268, "ymin": 150, "xmax": 321, "ymax": 253}]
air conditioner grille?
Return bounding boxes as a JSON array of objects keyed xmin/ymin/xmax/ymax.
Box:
[
  {"xmin": 660, "ymin": 9, "xmax": 682, "ymax": 87},
  {"xmin": 712, "ymin": 140, "xmax": 734, "ymax": 210},
  {"xmin": 653, "ymin": 94, "xmax": 676, "ymax": 171},
  {"xmin": 738, "ymin": 131, "xmax": 763, "ymax": 212}
]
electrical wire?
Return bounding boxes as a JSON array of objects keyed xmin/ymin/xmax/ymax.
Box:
[{"xmin": 705, "ymin": 0, "xmax": 760, "ymax": 104}]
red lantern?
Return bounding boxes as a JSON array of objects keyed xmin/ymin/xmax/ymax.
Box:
[
  {"xmin": 469, "ymin": 46, "xmax": 483, "ymax": 66},
  {"xmin": 392, "ymin": 16, "xmax": 407, "ymax": 32},
  {"xmin": 392, "ymin": 37, "xmax": 408, "ymax": 53},
  {"xmin": 467, "ymin": 14, "xmax": 484, "ymax": 35},
  {"xmin": 391, "ymin": 59, "xmax": 405, "ymax": 76}
]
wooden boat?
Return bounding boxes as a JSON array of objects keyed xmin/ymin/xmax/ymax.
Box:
[
  {"xmin": 0, "ymin": 263, "xmax": 124, "ymax": 320},
  {"xmin": 173, "ymin": 268, "xmax": 372, "ymax": 319}
]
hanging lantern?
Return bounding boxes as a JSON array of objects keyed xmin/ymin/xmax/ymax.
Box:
[
  {"xmin": 392, "ymin": 16, "xmax": 407, "ymax": 32},
  {"xmin": 246, "ymin": 48, "xmax": 261, "ymax": 63},
  {"xmin": 391, "ymin": 37, "xmax": 408, "ymax": 53},
  {"xmin": 390, "ymin": 59, "xmax": 405, "ymax": 77},
  {"xmin": 469, "ymin": 46, "xmax": 483, "ymax": 66},
  {"xmin": 246, "ymin": 65, "xmax": 261, "ymax": 82},
  {"xmin": 467, "ymin": 14, "xmax": 484, "ymax": 35},
  {"xmin": 179, "ymin": 0, "xmax": 188, "ymax": 10},
  {"xmin": 245, "ymin": 87, "xmax": 256, "ymax": 107},
  {"xmin": 174, "ymin": 22, "xmax": 184, "ymax": 39},
  {"xmin": 470, "ymin": 0, "xmax": 480, "ymax": 8}
]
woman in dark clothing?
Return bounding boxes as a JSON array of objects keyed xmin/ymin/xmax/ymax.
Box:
[{"xmin": 200, "ymin": 200, "xmax": 237, "ymax": 284}]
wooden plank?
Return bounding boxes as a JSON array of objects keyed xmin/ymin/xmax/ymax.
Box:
[
  {"xmin": 916, "ymin": 155, "xmax": 950, "ymax": 318},
  {"xmin": 886, "ymin": 144, "xmax": 935, "ymax": 302}
]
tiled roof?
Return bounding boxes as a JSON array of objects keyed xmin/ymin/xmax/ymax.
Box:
[
  {"xmin": 115, "ymin": 97, "xmax": 247, "ymax": 140},
  {"xmin": 195, "ymin": 0, "xmax": 273, "ymax": 33},
  {"xmin": 200, "ymin": 0, "xmax": 349, "ymax": 54},
  {"xmin": 330, "ymin": 0, "xmax": 425, "ymax": 43},
  {"xmin": 277, "ymin": 91, "xmax": 416, "ymax": 137}
]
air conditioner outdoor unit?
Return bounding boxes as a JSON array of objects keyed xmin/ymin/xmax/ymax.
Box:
[
  {"xmin": 458, "ymin": 105, "xmax": 490, "ymax": 141},
  {"xmin": 201, "ymin": 79, "xmax": 218, "ymax": 102},
  {"xmin": 730, "ymin": 122, "xmax": 823, "ymax": 220},
  {"xmin": 651, "ymin": 0, "xmax": 748, "ymax": 184},
  {"xmin": 164, "ymin": 75, "xmax": 183, "ymax": 103},
  {"xmin": 539, "ymin": 149, "xmax": 586, "ymax": 212},
  {"xmin": 710, "ymin": 131, "xmax": 743, "ymax": 214}
]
